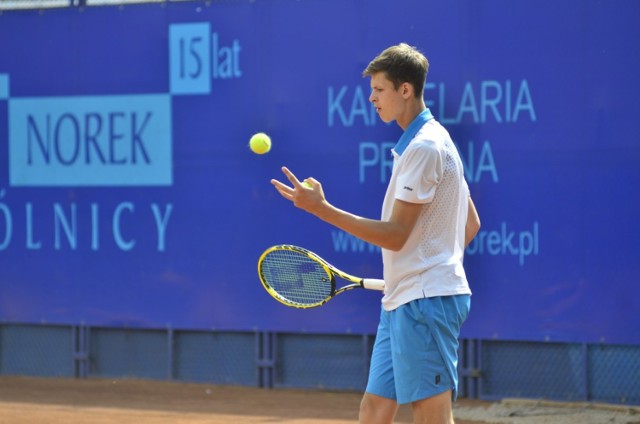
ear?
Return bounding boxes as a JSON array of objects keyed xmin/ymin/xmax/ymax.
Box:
[{"xmin": 401, "ymin": 82, "xmax": 413, "ymax": 99}]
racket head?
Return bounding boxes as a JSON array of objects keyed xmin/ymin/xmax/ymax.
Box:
[{"xmin": 258, "ymin": 245, "xmax": 336, "ymax": 308}]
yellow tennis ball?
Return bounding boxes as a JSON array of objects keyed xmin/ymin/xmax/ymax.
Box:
[{"xmin": 249, "ymin": 132, "xmax": 271, "ymax": 154}]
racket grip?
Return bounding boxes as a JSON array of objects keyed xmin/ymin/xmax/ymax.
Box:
[{"xmin": 361, "ymin": 278, "xmax": 385, "ymax": 291}]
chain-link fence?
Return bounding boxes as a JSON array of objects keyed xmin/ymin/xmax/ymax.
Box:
[
  {"xmin": 1, "ymin": 323, "xmax": 639, "ymax": 405},
  {"xmin": 480, "ymin": 340, "xmax": 640, "ymax": 405}
]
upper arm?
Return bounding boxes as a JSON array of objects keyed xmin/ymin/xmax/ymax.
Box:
[{"xmin": 385, "ymin": 198, "xmax": 423, "ymax": 251}]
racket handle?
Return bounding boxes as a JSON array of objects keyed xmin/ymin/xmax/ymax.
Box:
[{"xmin": 361, "ymin": 278, "xmax": 385, "ymax": 291}]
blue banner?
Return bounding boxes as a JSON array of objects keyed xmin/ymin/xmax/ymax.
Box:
[{"xmin": 0, "ymin": 0, "xmax": 638, "ymax": 344}]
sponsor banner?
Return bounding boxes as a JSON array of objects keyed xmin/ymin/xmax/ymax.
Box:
[
  {"xmin": 9, "ymin": 94, "xmax": 172, "ymax": 186},
  {"xmin": 0, "ymin": 1, "xmax": 638, "ymax": 343}
]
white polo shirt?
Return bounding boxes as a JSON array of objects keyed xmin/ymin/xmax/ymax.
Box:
[{"xmin": 381, "ymin": 109, "xmax": 471, "ymax": 311}]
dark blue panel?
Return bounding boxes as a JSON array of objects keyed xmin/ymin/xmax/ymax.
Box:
[
  {"xmin": 0, "ymin": 325, "xmax": 74, "ymax": 377},
  {"xmin": 481, "ymin": 341, "xmax": 585, "ymax": 401},
  {"xmin": 589, "ymin": 344, "xmax": 640, "ymax": 404}
]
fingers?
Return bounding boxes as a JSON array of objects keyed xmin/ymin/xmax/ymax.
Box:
[
  {"xmin": 271, "ymin": 167, "xmax": 319, "ymax": 208},
  {"xmin": 281, "ymin": 167, "xmax": 318, "ymax": 191},
  {"xmin": 302, "ymin": 177, "xmax": 319, "ymax": 189},
  {"xmin": 280, "ymin": 166, "xmax": 303, "ymax": 189},
  {"xmin": 271, "ymin": 179, "xmax": 294, "ymax": 200}
]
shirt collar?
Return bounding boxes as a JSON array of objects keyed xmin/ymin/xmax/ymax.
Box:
[{"xmin": 392, "ymin": 108, "xmax": 434, "ymax": 156}]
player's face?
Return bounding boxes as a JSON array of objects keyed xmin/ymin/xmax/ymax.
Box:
[{"xmin": 369, "ymin": 72, "xmax": 404, "ymax": 124}]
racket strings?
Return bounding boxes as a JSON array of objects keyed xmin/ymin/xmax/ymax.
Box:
[{"xmin": 261, "ymin": 249, "xmax": 332, "ymax": 306}]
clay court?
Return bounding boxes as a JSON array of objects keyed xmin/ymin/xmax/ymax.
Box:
[
  {"xmin": 1, "ymin": 376, "xmax": 639, "ymax": 424},
  {"xmin": 0, "ymin": 376, "xmax": 486, "ymax": 424}
]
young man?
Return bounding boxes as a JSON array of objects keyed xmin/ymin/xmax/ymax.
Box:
[{"xmin": 271, "ymin": 43, "xmax": 480, "ymax": 424}]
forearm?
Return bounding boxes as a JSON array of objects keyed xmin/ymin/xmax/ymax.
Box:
[
  {"xmin": 465, "ymin": 196, "xmax": 481, "ymax": 247},
  {"xmin": 271, "ymin": 167, "xmax": 419, "ymax": 251},
  {"xmin": 313, "ymin": 202, "xmax": 407, "ymax": 251}
]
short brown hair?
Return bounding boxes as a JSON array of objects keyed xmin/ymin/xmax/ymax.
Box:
[{"xmin": 362, "ymin": 43, "xmax": 429, "ymax": 99}]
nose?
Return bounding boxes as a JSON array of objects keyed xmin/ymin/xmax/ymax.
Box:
[{"xmin": 369, "ymin": 91, "xmax": 376, "ymax": 103}]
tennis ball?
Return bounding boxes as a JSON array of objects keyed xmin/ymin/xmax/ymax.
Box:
[
  {"xmin": 249, "ymin": 132, "xmax": 271, "ymax": 154},
  {"xmin": 302, "ymin": 181, "xmax": 312, "ymax": 188}
]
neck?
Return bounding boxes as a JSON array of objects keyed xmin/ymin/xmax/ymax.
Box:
[{"xmin": 397, "ymin": 100, "xmax": 427, "ymax": 130}]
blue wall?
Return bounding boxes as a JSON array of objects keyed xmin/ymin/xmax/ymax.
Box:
[{"xmin": 0, "ymin": 0, "xmax": 639, "ymax": 344}]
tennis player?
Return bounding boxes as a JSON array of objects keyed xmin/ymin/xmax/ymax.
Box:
[{"xmin": 271, "ymin": 43, "xmax": 481, "ymax": 424}]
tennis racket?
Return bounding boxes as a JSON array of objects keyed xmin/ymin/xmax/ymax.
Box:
[{"xmin": 257, "ymin": 244, "xmax": 385, "ymax": 309}]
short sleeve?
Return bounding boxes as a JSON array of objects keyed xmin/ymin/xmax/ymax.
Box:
[{"xmin": 393, "ymin": 142, "xmax": 442, "ymax": 204}]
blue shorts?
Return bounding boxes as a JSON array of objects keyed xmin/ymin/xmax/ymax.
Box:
[{"xmin": 365, "ymin": 295, "xmax": 470, "ymax": 405}]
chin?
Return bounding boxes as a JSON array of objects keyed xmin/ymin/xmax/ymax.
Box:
[{"xmin": 377, "ymin": 113, "xmax": 392, "ymax": 123}]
